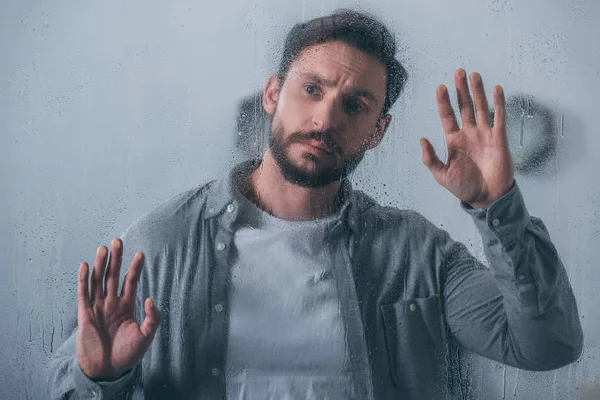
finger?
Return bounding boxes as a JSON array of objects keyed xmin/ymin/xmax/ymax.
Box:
[
  {"xmin": 91, "ymin": 246, "xmax": 108, "ymax": 303},
  {"xmin": 470, "ymin": 72, "xmax": 491, "ymax": 128},
  {"xmin": 105, "ymin": 238, "xmax": 123, "ymax": 300},
  {"xmin": 493, "ymin": 85, "xmax": 506, "ymax": 134},
  {"xmin": 455, "ymin": 68, "xmax": 476, "ymax": 127},
  {"xmin": 420, "ymin": 138, "xmax": 447, "ymax": 184},
  {"xmin": 437, "ymin": 85, "xmax": 459, "ymax": 134},
  {"xmin": 121, "ymin": 252, "xmax": 144, "ymax": 302},
  {"xmin": 77, "ymin": 262, "xmax": 93, "ymax": 324},
  {"xmin": 139, "ymin": 298, "xmax": 162, "ymax": 339}
]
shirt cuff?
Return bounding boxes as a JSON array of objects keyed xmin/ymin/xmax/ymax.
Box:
[
  {"xmin": 460, "ymin": 179, "xmax": 531, "ymax": 249},
  {"xmin": 73, "ymin": 356, "xmax": 136, "ymax": 399}
]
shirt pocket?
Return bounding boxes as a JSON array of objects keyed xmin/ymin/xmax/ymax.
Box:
[{"xmin": 380, "ymin": 294, "xmax": 445, "ymax": 389}]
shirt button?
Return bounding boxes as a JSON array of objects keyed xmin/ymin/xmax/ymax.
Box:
[
  {"xmin": 211, "ymin": 368, "xmax": 220, "ymax": 376},
  {"xmin": 214, "ymin": 303, "xmax": 224, "ymax": 313},
  {"xmin": 492, "ymin": 218, "xmax": 500, "ymax": 227},
  {"xmin": 216, "ymin": 242, "xmax": 226, "ymax": 251},
  {"xmin": 226, "ymin": 203, "xmax": 236, "ymax": 213},
  {"xmin": 518, "ymin": 274, "xmax": 526, "ymax": 281},
  {"xmin": 208, "ymin": 207, "xmax": 215, "ymax": 213},
  {"xmin": 409, "ymin": 303, "xmax": 417, "ymax": 312}
]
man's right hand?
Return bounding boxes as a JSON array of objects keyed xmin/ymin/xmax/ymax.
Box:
[{"xmin": 76, "ymin": 238, "xmax": 162, "ymax": 381}]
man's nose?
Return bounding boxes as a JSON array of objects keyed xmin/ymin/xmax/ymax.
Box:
[{"xmin": 311, "ymin": 99, "xmax": 341, "ymax": 132}]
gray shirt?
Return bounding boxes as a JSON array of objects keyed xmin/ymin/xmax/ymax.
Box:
[
  {"xmin": 225, "ymin": 188, "xmax": 354, "ymax": 399},
  {"xmin": 47, "ymin": 159, "xmax": 584, "ymax": 400}
]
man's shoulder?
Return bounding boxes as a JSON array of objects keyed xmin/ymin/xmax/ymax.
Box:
[
  {"xmin": 121, "ymin": 180, "xmax": 217, "ymax": 243},
  {"xmin": 354, "ymin": 190, "xmax": 440, "ymax": 235},
  {"xmin": 354, "ymin": 191, "xmax": 455, "ymax": 265}
]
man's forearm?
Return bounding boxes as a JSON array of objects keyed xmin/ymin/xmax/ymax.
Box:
[{"xmin": 444, "ymin": 180, "xmax": 583, "ymax": 370}]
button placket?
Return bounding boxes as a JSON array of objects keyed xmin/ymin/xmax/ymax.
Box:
[{"xmin": 208, "ymin": 229, "xmax": 231, "ymax": 390}]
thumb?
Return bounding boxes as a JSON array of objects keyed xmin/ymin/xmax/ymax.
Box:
[
  {"xmin": 420, "ymin": 138, "xmax": 446, "ymax": 183},
  {"xmin": 139, "ymin": 298, "xmax": 162, "ymax": 339}
]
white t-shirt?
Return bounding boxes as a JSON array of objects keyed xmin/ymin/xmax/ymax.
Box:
[{"xmin": 224, "ymin": 188, "xmax": 356, "ymax": 400}]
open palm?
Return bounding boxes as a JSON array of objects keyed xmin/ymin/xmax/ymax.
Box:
[
  {"xmin": 420, "ymin": 69, "xmax": 515, "ymax": 209},
  {"xmin": 76, "ymin": 239, "xmax": 161, "ymax": 381}
]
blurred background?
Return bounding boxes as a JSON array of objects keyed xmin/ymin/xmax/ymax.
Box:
[{"xmin": 1, "ymin": 0, "xmax": 599, "ymax": 398}]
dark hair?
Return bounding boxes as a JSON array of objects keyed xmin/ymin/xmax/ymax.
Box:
[{"xmin": 277, "ymin": 9, "xmax": 408, "ymax": 115}]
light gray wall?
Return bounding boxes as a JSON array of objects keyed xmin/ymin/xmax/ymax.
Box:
[{"xmin": 1, "ymin": 0, "xmax": 598, "ymax": 398}]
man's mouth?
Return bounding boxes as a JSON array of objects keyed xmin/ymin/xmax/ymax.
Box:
[{"xmin": 301, "ymin": 139, "xmax": 334, "ymax": 155}]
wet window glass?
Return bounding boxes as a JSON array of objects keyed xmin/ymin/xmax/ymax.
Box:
[{"xmin": 2, "ymin": 1, "xmax": 598, "ymax": 399}]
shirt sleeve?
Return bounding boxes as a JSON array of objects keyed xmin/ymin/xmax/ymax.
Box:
[{"xmin": 441, "ymin": 179, "xmax": 583, "ymax": 370}]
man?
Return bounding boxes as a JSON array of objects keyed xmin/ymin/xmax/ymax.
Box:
[{"xmin": 48, "ymin": 9, "xmax": 583, "ymax": 400}]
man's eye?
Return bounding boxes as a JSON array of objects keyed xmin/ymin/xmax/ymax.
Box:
[
  {"xmin": 305, "ymin": 85, "xmax": 319, "ymax": 95},
  {"xmin": 344, "ymin": 101, "xmax": 366, "ymax": 114}
]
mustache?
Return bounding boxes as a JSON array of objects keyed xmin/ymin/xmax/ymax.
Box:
[{"xmin": 288, "ymin": 131, "xmax": 341, "ymax": 154}]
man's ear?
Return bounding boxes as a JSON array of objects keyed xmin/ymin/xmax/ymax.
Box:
[
  {"xmin": 366, "ymin": 114, "xmax": 392, "ymax": 149},
  {"xmin": 263, "ymin": 74, "xmax": 282, "ymax": 117}
]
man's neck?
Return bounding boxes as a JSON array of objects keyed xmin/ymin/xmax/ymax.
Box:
[{"xmin": 244, "ymin": 151, "xmax": 343, "ymax": 221}]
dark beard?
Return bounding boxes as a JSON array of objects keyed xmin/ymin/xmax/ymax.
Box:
[{"xmin": 268, "ymin": 124, "xmax": 365, "ymax": 188}]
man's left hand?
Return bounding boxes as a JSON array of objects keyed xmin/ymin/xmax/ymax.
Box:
[{"xmin": 420, "ymin": 68, "xmax": 515, "ymax": 210}]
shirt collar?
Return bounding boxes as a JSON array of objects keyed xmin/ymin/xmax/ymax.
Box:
[{"xmin": 203, "ymin": 159, "xmax": 371, "ymax": 233}]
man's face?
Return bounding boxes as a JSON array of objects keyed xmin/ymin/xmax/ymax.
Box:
[{"xmin": 264, "ymin": 40, "xmax": 392, "ymax": 188}]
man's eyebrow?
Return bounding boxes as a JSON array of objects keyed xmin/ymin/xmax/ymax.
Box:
[
  {"xmin": 299, "ymin": 73, "xmax": 336, "ymax": 87},
  {"xmin": 299, "ymin": 72, "xmax": 380, "ymax": 104}
]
